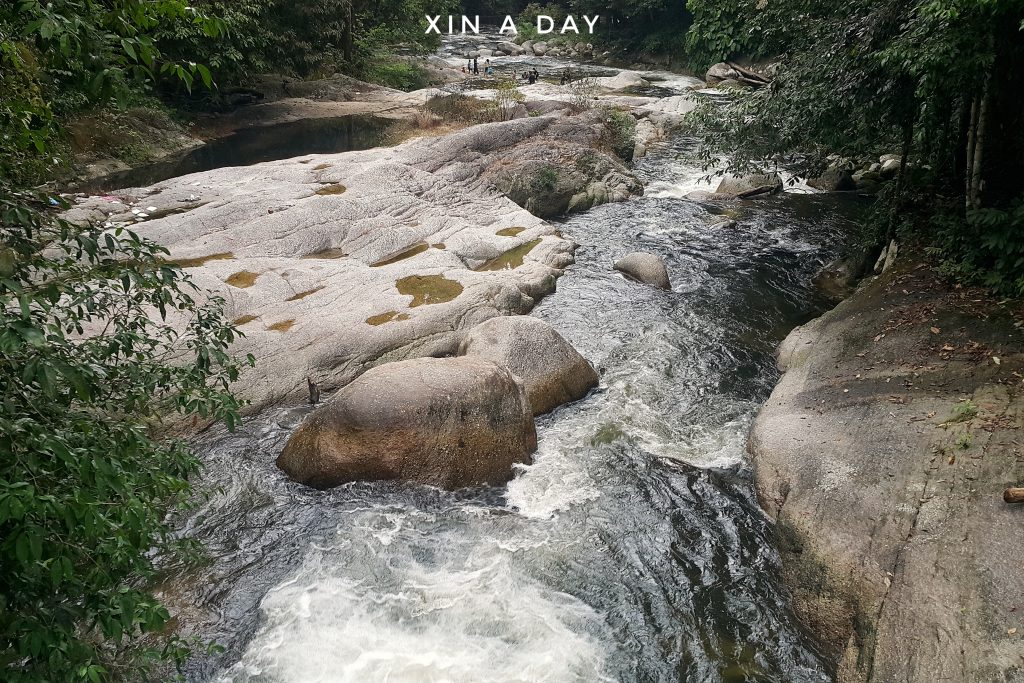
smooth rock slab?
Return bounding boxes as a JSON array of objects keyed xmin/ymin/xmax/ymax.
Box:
[
  {"xmin": 277, "ymin": 356, "xmax": 536, "ymax": 489},
  {"xmin": 613, "ymin": 252, "xmax": 671, "ymax": 290},
  {"xmin": 65, "ymin": 115, "xmax": 636, "ymax": 413},
  {"xmin": 459, "ymin": 316, "xmax": 598, "ymax": 415}
]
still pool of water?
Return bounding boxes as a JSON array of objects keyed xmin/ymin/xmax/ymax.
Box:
[
  {"xmin": 161, "ymin": 132, "xmax": 866, "ymax": 682},
  {"xmin": 77, "ymin": 115, "xmax": 389, "ymax": 193}
]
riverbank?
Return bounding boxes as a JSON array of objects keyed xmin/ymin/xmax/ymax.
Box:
[{"xmin": 751, "ymin": 256, "xmax": 1024, "ymax": 680}]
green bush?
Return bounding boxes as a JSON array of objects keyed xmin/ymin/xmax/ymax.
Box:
[
  {"xmin": 364, "ymin": 60, "xmax": 430, "ymax": 91},
  {"xmin": 930, "ymin": 198, "xmax": 1024, "ymax": 297},
  {"xmin": 0, "ymin": 186, "xmax": 251, "ymax": 681},
  {"xmin": 604, "ymin": 108, "xmax": 637, "ymax": 161}
]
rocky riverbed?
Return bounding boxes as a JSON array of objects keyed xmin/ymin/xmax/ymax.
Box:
[{"xmin": 62, "ymin": 33, "xmax": 1023, "ymax": 681}]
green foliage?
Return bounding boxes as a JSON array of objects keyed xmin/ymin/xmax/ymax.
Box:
[
  {"xmin": 364, "ymin": 59, "xmax": 430, "ymax": 91},
  {"xmin": 684, "ymin": 0, "xmax": 793, "ymax": 69},
  {"xmin": 493, "ymin": 77, "xmax": 526, "ymax": 121},
  {"xmin": 685, "ymin": 0, "xmax": 1024, "ymax": 295},
  {"xmin": 603, "ymin": 108, "xmax": 637, "ymax": 161},
  {"xmin": 930, "ymin": 198, "xmax": 1024, "ymax": 297},
  {"xmin": 0, "ymin": 186, "xmax": 252, "ymax": 681},
  {"xmin": 533, "ymin": 166, "xmax": 559, "ymax": 192},
  {"xmin": 0, "ymin": 0, "xmax": 220, "ymax": 184}
]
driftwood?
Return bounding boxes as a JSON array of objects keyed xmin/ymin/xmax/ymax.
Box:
[
  {"xmin": 726, "ymin": 61, "xmax": 772, "ymax": 85},
  {"xmin": 1003, "ymin": 487, "xmax": 1024, "ymax": 504},
  {"xmin": 735, "ymin": 185, "xmax": 779, "ymax": 199}
]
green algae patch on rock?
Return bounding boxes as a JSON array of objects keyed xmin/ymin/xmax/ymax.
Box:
[
  {"xmin": 371, "ymin": 243, "xmax": 429, "ymax": 267},
  {"xmin": 226, "ymin": 270, "xmax": 259, "ymax": 288},
  {"xmin": 173, "ymin": 252, "xmax": 234, "ymax": 268},
  {"xmin": 475, "ymin": 238, "xmax": 542, "ymax": 272},
  {"xmin": 302, "ymin": 248, "xmax": 347, "ymax": 259},
  {"xmin": 267, "ymin": 319, "xmax": 295, "ymax": 332},
  {"xmin": 396, "ymin": 274, "xmax": 463, "ymax": 307},
  {"xmin": 496, "ymin": 227, "xmax": 527, "ymax": 237},
  {"xmin": 286, "ymin": 286, "xmax": 325, "ymax": 302},
  {"xmin": 315, "ymin": 184, "xmax": 347, "ymax": 196},
  {"xmin": 365, "ymin": 311, "xmax": 411, "ymax": 326}
]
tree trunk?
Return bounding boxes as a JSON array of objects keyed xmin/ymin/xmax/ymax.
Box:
[
  {"xmin": 969, "ymin": 79, "xmax": 990, "ymax": 210},
  {"xmin": 344, "ymin": 0, "xmax": 354, "ymax": 64},
  {"xmin": 887, "ymin": 112, "xmax": 915, "ymax": 242},
  {"xmin": 965, "ymin": 95, "xmax": 978, "ymax": 212}
]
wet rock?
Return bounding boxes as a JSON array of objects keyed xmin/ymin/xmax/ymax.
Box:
[
  {"xmin": 613, "ymin": 252, "xmax": 671, "ymax": 289},
  {"xmin": 277, "ymin": 356, "xmax": 536, "ymax": 490},
  {"xmin": 595, "ymin": 71, "xmax": 649, "ymax": 91},
  {"xmin": 459, "ymin": 316, "xmax": 598, "ymax": 415},
  {"xmin": 497, "ymin": 41, "xmax": 523, "ymax": 56},
  {"xmin": 715, "ymin": 172, "xmax": 783, "ymax": 198},
  {"xmin": 880, "ymin": 157, "xmax": 902, "ymax": 178},
  {"xmin": 813, "ymin": 248, "xmax": 873, "ymax": 298},
  {"xmin": 808, "ymin": 166, "xmax": 856, "ymax": 192},
  {"xmin": 714, "ymin": 78, "xmax": 750, "ymax": 91},
  {"xmin": 705, "ymin": 62, "xmax": 740, "ymax": 85}
]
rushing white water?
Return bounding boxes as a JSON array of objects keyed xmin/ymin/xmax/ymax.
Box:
[
  {"xmin": 152, "ymin": 31, "xmax": 871, "ymax": 682},
  {"xmin": 169, "ymin": 133, "xmax": 864, "ymax": 683}
]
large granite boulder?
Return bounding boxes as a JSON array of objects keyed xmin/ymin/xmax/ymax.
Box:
[
  {"xmin": 808, "ymin": 166, "xmax": 856, "ymax": 192},
  {"xmin": 705, "ymin": 62, "xmax": 740, "ymax": 85},
  {"xmin": 277, "ymin": 356, "xmax": 536, "ymax": 489},
  {"xmin": 715, "ymin": 171, "xmax": 783, "ymax": 198},
  {"xmin": 613, "ymin": 252, "xmax": 671, "ymax": 290},
  {"xmin": 459, "ymin": 316, "xmax": 598, "ymax": 415}
]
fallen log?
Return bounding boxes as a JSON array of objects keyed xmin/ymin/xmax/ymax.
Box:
[
  {"xmin": 736, "ymin": 185, "xmax": 779, "ymax": 199},
  {"xmin": 1004, "ymin": 487, "xmax": 1024, "ymax": 504},
  {"xmin": 727, "ymin": 61, "xmax": 771, "ymax": 84}
]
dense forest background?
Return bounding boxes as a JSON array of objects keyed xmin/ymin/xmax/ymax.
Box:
[{"xmin": 1, "ymin": 1, "xmax": 1022, "ymax": 681}]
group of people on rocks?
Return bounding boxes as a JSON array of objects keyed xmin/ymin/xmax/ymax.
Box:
[
  {"xmin": 462, "ymin": 58, "xmax": 545, "ymax": 84},
  {"xmin": 464, "ymin": 57, "xmax": 495, "ymax": 76},
  {"xmin": 460, "ymin": 57, "xmax": 580, "ymax": 89}
]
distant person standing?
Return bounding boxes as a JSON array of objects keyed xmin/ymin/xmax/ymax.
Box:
[{"xmin": 473, "ymin": 57, "xmax": 478, "ymax": 75}]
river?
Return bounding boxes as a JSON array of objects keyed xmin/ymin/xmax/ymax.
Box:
[{"xmin": 159, "ymin": 36, "xmax": 866, "ymax": 683}]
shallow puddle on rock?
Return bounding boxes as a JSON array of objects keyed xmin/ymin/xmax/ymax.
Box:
[
  {"xmin": 315, "ymin": 184, "xmax": 347, "ymax": 196},
  {"xmin": 475, "ymin": 238, "xmax": 542, "ymax": 272},
  {"xmin": 286, "ymin": 287, "xmax": 324, "ymax": 302},
  {"xmin": 372, "ymin": 243, "xmax": 430, "ymax": 267},
  {"xmin": 172, "ymin": 252, "xmax": 234, "ymax": 268},
  {"xmin": 226, "ymin": 271, "xmax": 259, "ymax": 288},
  {"xmin": 232, "ymin": 314, "xmax": 259, "ymax": 325},
  {"xmin": 496, "ymin": 226, "xmax": 527, "ymax": 237},
  {"xmin": 267, "ymin": 319, "xmax": 295, "ymax": 332},
  {"xmin": 395, "ymin": 274, "xmax": 463, "ymax": 307},
  {"xmin": 365, "ymin": 311, "xmax": 411, "ymax": 325}
]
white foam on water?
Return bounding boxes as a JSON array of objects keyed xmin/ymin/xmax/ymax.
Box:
[{"xmin": 217, "ymin": 509, "xmax": 613, "ymax": 683}]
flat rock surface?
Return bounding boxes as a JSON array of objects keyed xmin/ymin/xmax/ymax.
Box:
[
  {"xmin": 66, "ymin": 115, "xmax": 637, "ymax": 412},
  {"xmin": 750, "ymin": 261, "xmax": 1024, "ymax": 681}
]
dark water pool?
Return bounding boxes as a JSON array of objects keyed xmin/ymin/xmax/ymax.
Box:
[{"xmin": 77, "ymin": 115, "xmax": 389, "ymax": 193}]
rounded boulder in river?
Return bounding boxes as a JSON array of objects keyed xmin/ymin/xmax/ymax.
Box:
[
  {"xmin": 613, "ymin": 251, "xmax": 672, "ymax": 289},
  {"xmin": 276, "ymin": 356, "xmax": 536, "ymax": 489}
]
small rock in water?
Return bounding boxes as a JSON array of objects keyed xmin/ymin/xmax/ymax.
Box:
[{"xmin": 613, "ymin": 252, "xmax": 671, "ymax": 290}]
